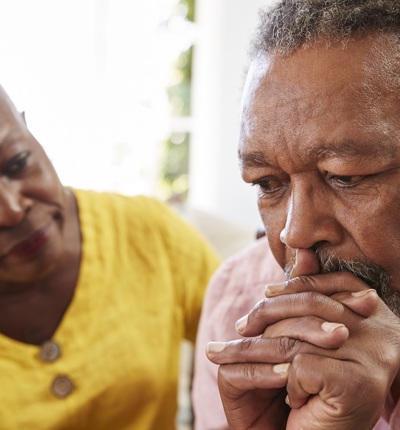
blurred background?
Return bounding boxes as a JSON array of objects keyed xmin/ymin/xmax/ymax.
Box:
[
  {"xmin": 0, "ymin": 0, "xmax": 273, "ymax": 258},
  {"xmin": 0, "ymin": 0, "xmax": 274, "ymax": 427}
]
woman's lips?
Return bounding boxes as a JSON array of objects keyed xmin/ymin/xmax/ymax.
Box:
[{"xmin": 9, "ymin": 227, "xmax": 50, "ymax": 258}]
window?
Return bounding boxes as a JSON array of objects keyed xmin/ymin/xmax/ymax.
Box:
[{"xmin": 0, "ymin": 0, "xmax": 194, "ymax": 198}]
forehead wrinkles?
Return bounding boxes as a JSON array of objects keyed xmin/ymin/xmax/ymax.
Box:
[
  {"xmin": 243, "ymin": 76, "xmax": 309, "ymax": 137},
  {"xmin": 356, "ymin": 34, "xmax": 400, "ymax": 140},
  {"xmin": 241, "ymin": 86, "xmax": 333, "ymax": 169},
  {"xmin": 243, "ymin": 56, "xmax": 357, "ymax": 152},
  {"xmin": 240, "ymin": 38, "xmax": 400, "ymax": 172},
  {"xmin": 241, "ymin": 40, "xmax": 400, "ymax": 164},
  {"xmin": 361, "ymin": 34, "xmax": 400, "ymax": 96}
]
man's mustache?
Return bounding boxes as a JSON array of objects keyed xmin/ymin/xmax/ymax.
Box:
[
  {"xmin": 284, "ymin": 249, "xmax": 400, "ymax": 317},
  {"xmin": 315, "ymin": 249, "xmax": 389, "ymax": 291},
  {"xmin": 284, "ymin": 249, "xmax": 389, "ymax": 291}
]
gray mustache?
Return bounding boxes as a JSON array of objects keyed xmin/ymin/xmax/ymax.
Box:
[{"xmin": 315, "ymin": 249, "xmax": 389, "ymax": 291}]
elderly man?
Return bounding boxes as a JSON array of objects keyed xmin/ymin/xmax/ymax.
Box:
[{"xmin": 205, "ymin": 0, "xmax": 400, "ymax": 429}]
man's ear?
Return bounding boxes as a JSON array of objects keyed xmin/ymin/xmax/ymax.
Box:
[{"xmin": 20, "ymin": 110, "xmax": 26, "ymax": 124}]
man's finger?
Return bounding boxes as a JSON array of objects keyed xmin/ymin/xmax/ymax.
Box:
[
  {"xmin": 235, "ymin": 291, "xmax": 359, "ymax": 337},
  {"xmin": 206, "ymin": 333, "xmax": 346, "ymax": 366}
]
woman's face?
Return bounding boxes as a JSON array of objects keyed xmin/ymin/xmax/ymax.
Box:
[{"xmin": 0, "ymin": 87, "xmax": 69, "ymax": 286}]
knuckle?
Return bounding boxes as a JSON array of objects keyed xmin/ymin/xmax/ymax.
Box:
[
  {"xmin": 300, "ymin": 290, "xmax": 322, "ymax": 304},
  {"xmin": 291, "ymin": 353, "xmax": 307, "ymax": 370},
  {"xmin": 242, "ymin": 363, "xmax": 259, "ymax": 381},
  {"xmin": 287, "ymin": 275, "xmax": 324, "ymax": 293},
  {"xmin": 377, "ymin": 332, "xmax": 400, "ymax": 369},
  {"xmin": 288, "ymin": 275, "xmax": 311, "ymax": 290},
  {"xmin": 247, "ymin": 299, "xmax": 273, "ymax": 328},
  {"xmin": 226, "ymin": 337, "xmax": 257, "ymax": 355},
  {"xmin": 238, "ymin": 337, "xmax": 254, "ymax": 352},
  {"xmin": 300, "ymin": 290, "xmax": 332, "ymax": 314},
  {"xmin": 251, "ymin": 298, "xmax": 269, "ymax": 318},
  {"xmin": 276, "ymin": 336, "xmax": 301, "ymax": 358}
]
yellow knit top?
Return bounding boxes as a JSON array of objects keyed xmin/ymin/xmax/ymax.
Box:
[{"xmin": 0, "ymin": 189, "xmax": 220, "ymax": 429}]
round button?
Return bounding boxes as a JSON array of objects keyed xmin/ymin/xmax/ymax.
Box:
[
  {"xmin": 40, "ymin": 340, "xmax": 61, "ymax": 362},
  {"xmin": 51, "ymin": 375, "xmax": 74, "ymax": 398}
]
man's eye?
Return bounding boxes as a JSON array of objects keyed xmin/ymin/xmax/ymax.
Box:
[
  {"xmin": 252, "ymin": 177, "xmax": 285, "ymax": 194},
  {"xmin": 4, "ymin": 151, "xmax": 30, "ymax": 176},
  {"xmin": 327, "ymin": 174, "xmax": 365, "ymax": 187}
]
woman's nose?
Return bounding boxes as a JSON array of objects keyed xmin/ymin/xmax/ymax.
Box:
[{"xmin": 0, "ymin": 182, "xmax": 32, "ymax": 227}]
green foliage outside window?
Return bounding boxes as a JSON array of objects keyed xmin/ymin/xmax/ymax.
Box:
[{"xmin": 159, "ymin": 0, "xmax": 195, "ymax": 203}]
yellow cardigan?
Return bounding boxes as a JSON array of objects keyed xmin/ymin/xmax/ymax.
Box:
[{"xmin": 0, "ymin": 189, "xmax": 220, "ymax": 429}]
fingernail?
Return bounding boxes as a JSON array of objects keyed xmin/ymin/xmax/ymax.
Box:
[
  {"xmin": 265, "ymin": 283, "xmax": 285, "ymax": 297},
  {"xmin": 273, "ymin": 363, "xmax": 290, "ymax": 376},
  {"xmin": 206, "ymin": 341, "xmax": 227, "ymax": 353},
  {"xmin": 285, "ymin": 395, "xmax": 291, "ymax": 407},
  {"xmin": 351, "ymin": 289, "xmax": 377, "ymax": 297},
  {"xmin": 235, "ymin": 315, "xmax": 248, "ymax": 333},
  {"xmin": 321, "ymin": 322, "xmax": 346, "ymax": 333}
]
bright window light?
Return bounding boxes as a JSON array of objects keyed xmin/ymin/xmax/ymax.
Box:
[{"xmin": 0, "ymin": 0, "xmax": 192, "ymax": 196}]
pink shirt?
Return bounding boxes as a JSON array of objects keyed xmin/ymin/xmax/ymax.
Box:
[
  {"xmin": 192, "ymin": 236, "xmax": 284, "ymax": 430},
  {"xmin": 192, "ymin": 236, "xmax": 398, "ymax": 429}
]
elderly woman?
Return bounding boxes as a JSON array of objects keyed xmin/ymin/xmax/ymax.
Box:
[{"xmin": 0, "ymin": 85, "xmax": 220, "ymax": 429}]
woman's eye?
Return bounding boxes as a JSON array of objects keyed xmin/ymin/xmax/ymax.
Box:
[
  {"xmin": 4, "ymin": 151, "xmax": 30, "ymax": 176},
  {"xmin": 327, "ymin": 174, "xmax": 365, "ymax": 187}
]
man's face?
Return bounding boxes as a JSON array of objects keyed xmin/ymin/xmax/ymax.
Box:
[
  {"xmin": 0, "ymin": 87, "xmax": 68, "ymax": 286},
  {"xmin": 239, "ymin": 36, "xmax": 400, "ymax": 306}
]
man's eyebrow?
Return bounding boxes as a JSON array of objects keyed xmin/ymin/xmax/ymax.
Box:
[
  {"xmin": 239, "ymin": 140, "xmax": 396, "ymax": 168},
  {"xmin": 238, "ymin": 150, "xmax": 272, "ymax": 168}
]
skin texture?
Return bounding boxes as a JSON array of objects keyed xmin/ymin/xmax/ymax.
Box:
[
  {"xmin": 207, "ymin": 35, "xmax": 400, "ymax": 429},
  {"xmin": 0, "ymin": 87, "xmax": 81, "ymax": 345}
]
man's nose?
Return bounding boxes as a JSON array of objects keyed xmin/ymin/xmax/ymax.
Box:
[
  {"xmin": 279, "ymin": 179, "xmax": 343, "ymax": 249},
  {"xmin": 0, "ymin": 182, "xmax": 31, "ymax": 226}
]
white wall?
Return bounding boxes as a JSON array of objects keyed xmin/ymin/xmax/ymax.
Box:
[{"xmin": 189, "ymin": 0, "xmax": 275, "ymax": 230}]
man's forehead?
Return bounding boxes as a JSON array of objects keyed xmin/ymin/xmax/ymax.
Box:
[
  {"xmin": 241, "ymin": 36, "xmax": 400, "ymax": 134},
  {"xmin": 246, "ymin": 34, "xmax": 400, "ymax": 93}
]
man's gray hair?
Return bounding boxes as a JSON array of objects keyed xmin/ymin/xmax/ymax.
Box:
[{"xmin": 251, "ymin": 0, "xmax": 400, "ymax": 57}]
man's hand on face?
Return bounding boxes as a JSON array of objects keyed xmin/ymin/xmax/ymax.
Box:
[{"xmin": 206, "ymin": 249, "xmax": 400, "ymax": 430}]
